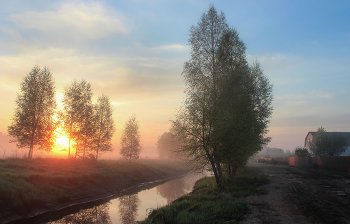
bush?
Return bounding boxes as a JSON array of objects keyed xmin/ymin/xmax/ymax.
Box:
[{"xmin": 295, "ymin": 147, "xmax": 312, "ymax": 157}]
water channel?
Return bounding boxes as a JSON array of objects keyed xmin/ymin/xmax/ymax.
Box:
[{"xmin": 39, "ymin": 172, "xmax": 208, "ymax": 224}]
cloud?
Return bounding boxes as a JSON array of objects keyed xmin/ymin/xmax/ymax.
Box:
[
  {"xmin": 0, "ymin": 46, "xmax": 185, "ymax": 103},
  {"xmin": 155, "ymin": 44, "xmax": 189, "ymax": 51},
  {"xmin": 9, "ymin": 2, "xmax": 129, "ymax": 40}
]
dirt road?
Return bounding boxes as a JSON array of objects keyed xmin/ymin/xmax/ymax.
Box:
[{"xmin": 242, "ymin": 162, "xmax": 350, "ymax": 224}]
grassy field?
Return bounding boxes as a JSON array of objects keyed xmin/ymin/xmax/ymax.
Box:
[
  {"xmin": 140, "ymin": 167, "xmax": 269, "ymax": 224},
  {"xmin": 0, "ymin": 158, "xmax": 189, "ymax": 211}
]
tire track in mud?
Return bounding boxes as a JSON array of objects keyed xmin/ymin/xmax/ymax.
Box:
[{"xmin": 243, "ymin": 162, "xmax": 350, "ymax": 224}]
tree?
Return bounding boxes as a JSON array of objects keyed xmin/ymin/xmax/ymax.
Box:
[
  {"xmin": 93, "ymin": 94, "xmax": 115, "ymax": 160},
  {"xmin": 120, "ymin": 115, "xmax": 141, "ymax": 162},
  {"xmin": 294, "ymin": 147, "xmax": 312, "ymax": 157},
  {"xmin": 156, "ymin": 132, "xmax": 180, "ymax": 160},
  {"xmin": 8, "ymin": 65, "xmax": 56, "ymax": 158},
  {"xmin": 172, "ymin": 5, "xmax": 229, "ymax": 184},
  {"xmin": 172, "ymin": 6, "xmax": 273, "ymax": 184},
  {"xmin": 61, "ymin": 79, "xmax": 93, "ymax": 159},
  {"xmin": 309, "ymin": 127, "xmax": 347, "ymax": 156},
  {"xmin": 285, "ymin": 149, "xmax": 292, "ymax": 157}
]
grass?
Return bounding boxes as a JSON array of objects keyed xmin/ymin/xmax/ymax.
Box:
[
  {"xmin": 0, "ymin": 158, "xmax": 189, "ymax": 211},
  {"xmin": 140, "ymin": 167, "xmax": 269, "ymax": 224}
]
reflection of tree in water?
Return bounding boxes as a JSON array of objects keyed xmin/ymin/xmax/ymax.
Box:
[
  {"xmin": 156, "ymin": 177, "xmax": 186, "ymax": 203},
  {"xmin": 157, "ymin": 173, "xmax": 206, "ymax": 203},
  {"xmin": 119, "ymin": 194, "xmax": 140, "ymax": 224},
  {"xmin": 48, "ymin": 202, "xmax": 112, "ymax": 224}
]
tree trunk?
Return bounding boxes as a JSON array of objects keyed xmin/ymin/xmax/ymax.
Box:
[{"xmin": 68, "ymin": 138, "xmax": 71, "ymax": 159}]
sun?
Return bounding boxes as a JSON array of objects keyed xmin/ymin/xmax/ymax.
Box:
[
  {"xmin": 52, "ymin": 128, "xmax": 70, "ymax": 156},
  {"xmin": 56, "ymin": 135, "xmax": 69, "ymax": 148}
]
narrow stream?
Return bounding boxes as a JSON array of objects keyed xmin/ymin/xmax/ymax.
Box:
[{"xmin": 41, "ymin": 172, "xmax": 208, "ymax": 224}]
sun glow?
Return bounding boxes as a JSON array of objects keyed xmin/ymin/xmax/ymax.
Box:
[{"xmin": 52, "ymin": 127, "xmax": 70, "ymax": 156}]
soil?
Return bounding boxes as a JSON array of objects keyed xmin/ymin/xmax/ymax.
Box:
[
  {"xmin": 243, "ymin": 162, "xmax": 350, "ymax": 224},
  {"xmin": 0, "ymin": 169, "xmax": 189, "ymax": 224}
]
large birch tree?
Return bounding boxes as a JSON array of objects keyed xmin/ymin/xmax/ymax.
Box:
[
  {"xmin": 172, "ymin": 6, "xmax": 273, "ymax": 184},
  {"xmin": 61, "ymin": 79, "xmax": 93, "ymax": 159},
  {"xmin": 8, "ymin": 65, "xmax": 56, "ymax": 158}
]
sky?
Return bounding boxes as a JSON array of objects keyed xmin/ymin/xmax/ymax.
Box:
[{"xmin": 0, "ymin": 0, "xmax": 350, "ymax": 157}]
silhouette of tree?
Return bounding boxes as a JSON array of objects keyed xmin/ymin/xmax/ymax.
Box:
[
  {"xmin": 61, "ymin": 79, "xmax": 93, "ymax": 159},
  {"xmin": 8, "ymin": 65, "xmax": 56, "ymax": 158},
  {"xmin": 118, "ymin": 194, "xmax": 140, "ymax": 224},
  {"xmin": 120, "ymin": 115, "xmax": 141, "ymax": 162},
  {"xmin": 93, "ymin": 94, "xmax": 115, "ymax": 160}
]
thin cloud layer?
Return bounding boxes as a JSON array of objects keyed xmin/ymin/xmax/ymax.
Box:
[{"xmin": 9, "ymin": 2, "xmax": 129, "ymax": 40}]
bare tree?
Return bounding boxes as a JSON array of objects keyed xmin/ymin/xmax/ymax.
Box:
[
  {"xmin": 93, "ymin": 94, "xmax": 115, "ymax": 160},
  {"xmin": 120, "ymin": 115, "xmax": 141, "ymax": 162},
  {"xmin": 8, "ymin": 65, "xmax": 56, "ymax": 158}
]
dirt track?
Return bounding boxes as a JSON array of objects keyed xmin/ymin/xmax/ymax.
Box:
[{"xmin": 243, "ymin": 162, "xmax": 350, "ymax": 224}]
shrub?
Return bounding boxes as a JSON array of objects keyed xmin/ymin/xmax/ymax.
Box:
[{"xmin": 295, "ymin": 147, "xmax": 312, "ymax": 157}]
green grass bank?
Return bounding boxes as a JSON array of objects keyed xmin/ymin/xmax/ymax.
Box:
[
  {"xmin": 140, "ymin": 167, "xmax": 269, "ymax": 224},
  {"xmin": 0, "ymin": 158, "xmax": 190, "ymax": 213}
]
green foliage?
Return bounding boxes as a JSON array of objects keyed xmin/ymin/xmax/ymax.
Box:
[
  {"xmin": 120, "ymin": 115, "xmax": 142, "ymax": 162},
  {"xmin": 295, "ymin": 147, "xmax": 312, "ymax": 157},
  {"xmin": 309, "ymin": 127, "xmax": 347, "ymax": 156},
  {"xmin": 172, "ymin": 6, "xmax": 273, "ymax": 184},
  {"xmin": 7, "ymin": 65, "xmax": 57, "ymax": 158},
  {"xmin": 141, "ymin": 167, "xmax": 268, "ymax": 224}
]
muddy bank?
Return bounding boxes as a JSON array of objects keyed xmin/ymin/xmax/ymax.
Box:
[
  {"xmin": 243, "ymin": 162, "xmax": 350, "ymax": 224},
  {"xmin": 0, "ymin": 161, "xmax": 190, "ymax": 224}
]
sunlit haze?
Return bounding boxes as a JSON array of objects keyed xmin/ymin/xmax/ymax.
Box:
[{"xmin": 1, "ymin": 0, "xmax": 350, "ymax": 157}]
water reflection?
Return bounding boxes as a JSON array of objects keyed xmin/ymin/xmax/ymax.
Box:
[
  {"xmin": 156, "ymin": 177, "xmax": 186, "ymax": 203},
  {"xmin": 118, "ymin": 194, "xmax": 140, "ymax": 224},
  {"xmin": 48, "ymin": 203, "xmax": 112, "ymax": 224},
  {"xmin": 44, "ymin": 172, "xmax": 208, "ymax": 224}
]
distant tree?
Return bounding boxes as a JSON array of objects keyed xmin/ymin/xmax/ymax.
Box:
[
  {"xmin": 8, "ymin": 65, "xmax": 56, "ymax": 158},
  {"xmin": 156, "ymin": 132, "xmax": 180, "ymax": 160},
  {"xmin": 61, "ymin": 80, "xmax": 93, "ymax": 159},
  {"xmin": 294, "ymin": 147, "xmax": 312, "ymax": 157},
  {"xmin": 285, "ymin": 149, "xmax": 292, "ymax": 157},
  {"xmin": 120, "ymin": 115, "xmax": 141, "ymax": 162},
  {"xmin": 309, "ymin": 127, "xmax": 347, "ymax": 156},
  {"xmin": 93, "ymin": 94, "xmax": 115, "ymax": 160}
]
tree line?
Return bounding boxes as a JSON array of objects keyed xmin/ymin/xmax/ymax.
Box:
[
  {"xmin": 7, "ymin": 65, "xmax": 141, "ymax": 160},
  {"xmin": 169, "ymin": 6, "xmax": 273, "ymax": 185}
]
